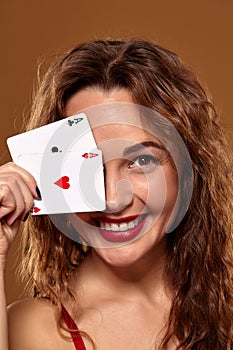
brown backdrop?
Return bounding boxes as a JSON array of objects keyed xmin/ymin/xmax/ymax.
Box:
[{"xmin": 1, "ymin": 0, "xmax": 233, "ymax": 304}]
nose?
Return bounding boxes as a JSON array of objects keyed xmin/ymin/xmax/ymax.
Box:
[{"xmin": 104, "ymin": 168, "xmax": 133, "ymax": 213}]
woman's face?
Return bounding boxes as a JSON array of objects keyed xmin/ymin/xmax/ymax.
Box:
[{"xmin": 65, "ymin": 87, "xmax": 178, "ymax": 267}]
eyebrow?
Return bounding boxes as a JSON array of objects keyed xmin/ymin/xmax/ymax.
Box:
[{"xmin": 123, "ymin": 141, "xmax": 165, "ymax": 157}]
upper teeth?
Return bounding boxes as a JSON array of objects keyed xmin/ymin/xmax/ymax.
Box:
[{"xmin": 99, "ymin": 216, "xmax": 143, "ymax": 232}]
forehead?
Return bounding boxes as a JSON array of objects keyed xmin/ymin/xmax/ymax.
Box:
[
  {"xmin": 87, "ymin": 108, "xmax": 160, "ymax": 158},
  {"xmin": 65, "ymin": 87, "xmax": 135, "ymax": 114},
  {"xmin": 87, "ymin": 109, "xmax": 151, "ymax": 145},
  {"xmin": 65, "ymin": 87, "xmax": 159, "ymax": 144}
]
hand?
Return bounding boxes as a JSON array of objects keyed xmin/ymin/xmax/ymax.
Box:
[{"xmin": 0, "ymin": 162, "xmax": 39, "ymax": 262}]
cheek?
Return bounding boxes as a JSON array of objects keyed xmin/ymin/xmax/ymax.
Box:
[
  {"xmin": 132, "ymin": 165, "xmax": 178, "ymax": 219},
  {"xmin": 164, "ymin": 166, "xmax": 178, "ymax": 209},
  {"xmin": 130, "ymin": 166, "xmax": 168, "ymax": 214},
  {"xmin": 74, "ymin": 212, "xmax": 92, "ymax": 223},
  {"xmin": 67, "ymin": 212, "xmax": 95, "ymax": 236}
]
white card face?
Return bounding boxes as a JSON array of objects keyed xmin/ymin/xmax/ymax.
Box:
[
  {"xmin": 7, "ymin": 113, "xmax": 97, "ymax": 163},
  {"xmin": 17, "ymin": 150, "xmax": 106, "ymax": 214}
]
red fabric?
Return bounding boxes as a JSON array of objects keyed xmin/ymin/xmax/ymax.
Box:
[{"xmin": 62, "ymin": 305, "xmax": 86, "ymax": 350}]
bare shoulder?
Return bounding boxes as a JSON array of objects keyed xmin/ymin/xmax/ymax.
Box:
[{"xmin": 8, "ymin": 297, "xmax": 66, "ymax": 350}]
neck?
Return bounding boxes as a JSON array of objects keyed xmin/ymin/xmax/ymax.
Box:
[{"xmin": 76, "ymin": 236, "xmax": 171, "ymax": 303}]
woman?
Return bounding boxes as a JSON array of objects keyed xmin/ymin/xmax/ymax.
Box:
[{"xmin": 0, "ymin": 39, "xmax": 232, "ymax": 349}]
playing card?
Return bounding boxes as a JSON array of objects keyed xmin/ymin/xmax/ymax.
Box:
[
  {"xmin": 7, "ymin": 113, "xmax": 97, "ymax": 163},
  {"xmin": 17, "ymin": 150, "xmax": 106, "ymax": 214}
]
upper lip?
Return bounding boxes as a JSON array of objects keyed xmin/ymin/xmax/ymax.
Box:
[{"xmin": 94, "ymin": 214, "xmax": 144, "ymax": 224}]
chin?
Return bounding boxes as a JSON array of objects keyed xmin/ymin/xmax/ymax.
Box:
[
  {"xmin": 93, "ymin": 231, "xmax": 167, "ymax": 269},
  {"xmin": 95, "ymin": 244, "xmax": 142, "ymax": 268}
]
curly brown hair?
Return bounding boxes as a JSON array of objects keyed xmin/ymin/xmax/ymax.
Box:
[{"xmin": 20, "ymin": 39, "xmax": 233, "ymax": 349}]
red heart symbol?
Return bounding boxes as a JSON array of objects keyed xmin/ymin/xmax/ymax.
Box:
[
  {"xmin": 82, "ymin": 152, "xmax": 89, "ymax": 159},
  {"xmin": 33, "ymin": 207, "xmax": 41, "ymax": 213},
  {"xmin": 54, "ymin": 176, "xmax": 70, "ymax": 189}
]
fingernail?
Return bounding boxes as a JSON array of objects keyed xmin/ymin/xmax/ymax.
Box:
[
  {"xmin": 23, "ymin": 212, "xmax": 30, "ymax": 222},
  {"xmin": 36, "ymin": 186, "xmax": 42, "ymax": 200}
]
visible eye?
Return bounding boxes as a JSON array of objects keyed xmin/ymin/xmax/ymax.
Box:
[{"xmin": 128, "ymin": 155, "xmax": 159, "ymax": 169}]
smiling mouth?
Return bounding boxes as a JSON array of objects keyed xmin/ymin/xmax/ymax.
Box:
[
  {"xmin": 98, "ymin": 215, "xmax": 146, "ymax": 232},
  {"xmin": 92, "ymin": 214, "xmax": 148, "ymax": 243}
]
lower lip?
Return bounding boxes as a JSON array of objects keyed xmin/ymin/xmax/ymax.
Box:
[{"xmin": 97, "ymin": 216, "xmax": 147, "ymax": 243}]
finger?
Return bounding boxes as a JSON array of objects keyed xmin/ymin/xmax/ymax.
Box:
[
  {"xmin": 0, "ymin": 177, "xmax": 34, "ymax": 225},
  {"xmin": 0, "ymin": 185, "xmax": 17, "ymax": 221},
  {"xmin": 0, "ymin": 162, "xmax": 40, "ymax": 199},
  {"xmin": 4, "ymin": 191, "xmax": 33, "ymax": 226}
]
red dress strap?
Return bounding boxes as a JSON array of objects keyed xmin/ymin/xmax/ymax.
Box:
[{"xmin": 62, "ymin": 305, "xmax": 86, "ymax": 350}]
